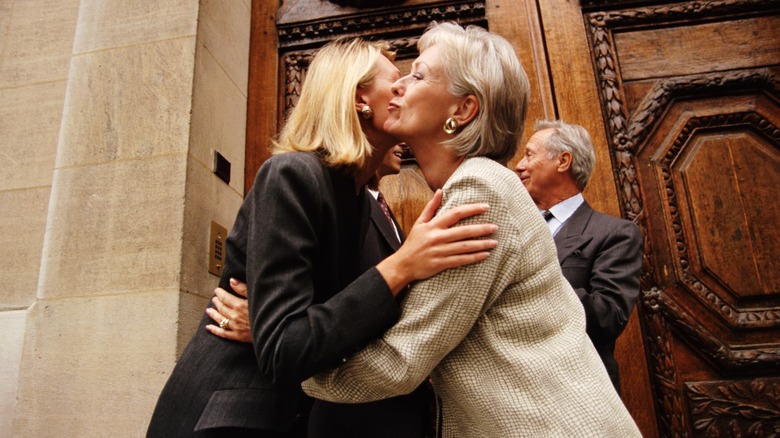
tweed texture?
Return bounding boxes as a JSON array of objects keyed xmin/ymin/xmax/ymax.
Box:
[{"xmin": 303, "ymin": 157, "xmax": 641, "ymax": 437}]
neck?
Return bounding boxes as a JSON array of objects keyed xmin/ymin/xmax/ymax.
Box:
[
  {"xmin": 354, "ymin": 145, "xmax": 390, "ymax": 193},
  {"xmin": 537, "ymin": 187, "xmax": 581, "ymax": 210},
  {"xmin": 412, "ymin": 143, "xmax": 464, "ymax": 190}
]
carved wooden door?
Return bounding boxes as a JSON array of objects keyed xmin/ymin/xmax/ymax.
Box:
[
  {"xmin": 246, "ymin": 1, "xmax": 780, "ymax": 437},
  {"xmin": 576, "ymin": 1, "xmax": 780, "ymax": 436}
]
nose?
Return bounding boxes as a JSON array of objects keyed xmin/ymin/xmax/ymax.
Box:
[
  {"xmin": 514, "ymin": 157, "xmax": 526, "ymax": 172},
  {"xmin": 391, "ymin": 74, "xmax": 409, "ymax": 96}
]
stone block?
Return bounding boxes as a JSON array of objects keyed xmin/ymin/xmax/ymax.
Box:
[
  {"xmin": 57, "ymin": 38, "xmax": 196, "ymax": 167},
  {"xmin": 191, "ymin": 38, "xmax": 248, "ymax": 194},
  {"xmin": 72, "ymin": 0, "xmax": 198, "ymax": 54},
  {"xmin": 0, "ymin": 82, "xmax": 65, "ymax": 191},
  {"xmin": 0, "ymin": 310, "xmax": 27, "ymax": 433},
  {"xmin": 39, "ymin": 156, "xmax": 187, "ymax": 299},
  {"xmin": 0, "ymin": 188, "xmax": 49, "ymax": 308},
  {"xmin": 0, "ymin": 0, "xmax": 79, "ymax": 87},
  {"xmin": 197, "ymin": 0, "xmax": 251, "ymax": 97},
  {"xmin": 11, "ymin": 292, "xmax": 190, "ymax": 437}
]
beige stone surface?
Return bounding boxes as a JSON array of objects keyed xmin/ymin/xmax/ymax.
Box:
[
  {"xmin": 0, "ymin": 310, "xmax": 27, "ymax": 434},
  {"xmin": 56, "ymin": 38, "xmax": 196, "ymax": 167},
  {"xmin": 3, "ymin": 1, "xmax": 253, "ymax": 435},
  {"xmin": 191, "ymin": 38, "xmax": 248, "ymax": 194},
  {"xmin": 197, "ymin": 0, "xmax": 251, "ymax": 97},
  {"xmin": 0, "ymin": 0, "xmax": 80, "ymax": 88},
  {"xmin": 11, "ymin": 291, "xmax": 193, "ymax": 437},
  {"xmin": 0, "ymin": 81, "xmax": 65, "ymax": 191},
  {"xmin": 180, "ymin": 155, "xmax": 243, "ymax": 302},
  {"xmin": 0, "ymin": 188, "xmax": 50, "ymax": 308},
  {"xmin": 176, "ymin": 283, "xmax": 212, "ymax": 356},
  {"xmin": 72, "ymin": 0, "xmax": 198, "ymax": 54},
  {"xmin": 39, "ymin": 156, "xmax": 187, "ymax": 299}
]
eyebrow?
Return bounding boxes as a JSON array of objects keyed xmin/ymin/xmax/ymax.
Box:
[{"xmin": 411, "ymin": 60, "xmax": 431, "ymax": 71}]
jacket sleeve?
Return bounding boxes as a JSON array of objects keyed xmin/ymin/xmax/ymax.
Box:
[
  {"xmin": 243, "ymin": 154, "xmax": 399, "ymax": 386},
  {"xmin": 576, "ymin": 219, "xmax": 642, "ymax": 345},
  {"xmin": 302, "ymin": 176, "xmax": 503, "ymax": 402}
]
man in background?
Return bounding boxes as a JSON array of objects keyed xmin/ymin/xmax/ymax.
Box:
[{"xmin": 514, "ymin": 119, "xmax": 643, "ymax": 394}]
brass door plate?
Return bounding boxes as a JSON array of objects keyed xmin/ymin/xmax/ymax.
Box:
[{"xmin": 208, "ymin": 221, "xmax": 227, "ymax": 277}]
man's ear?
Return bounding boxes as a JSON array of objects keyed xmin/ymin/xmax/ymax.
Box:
[
  {"xmin": 557, "ymin": 151, "xmax": 573, "ymax": 173},
  {"xmin": 453, "ymin": 95, "xmax": 480, "ymax": 126}
]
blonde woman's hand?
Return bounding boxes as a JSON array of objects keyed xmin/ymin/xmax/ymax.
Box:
[{"xmin": 205, "ymin": 278, "xmax": 252, "ymax": 343}]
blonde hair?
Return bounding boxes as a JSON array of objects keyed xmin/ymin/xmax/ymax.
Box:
[
  {"xmin": 419, "ymin": 22, "xmax": 530, "ymax": 164},
  {"xmin": 272, "ymin": 37, "xmax": 395, "ymax": 171}
]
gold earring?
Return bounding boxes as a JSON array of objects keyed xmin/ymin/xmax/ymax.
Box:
[
  {"xmin": 443, "ymin": 117, "xmax": 459, "ymax": 135},
  {"xmin": 361, "ymin": 105, "xmax": 374, "ymax": 120}
]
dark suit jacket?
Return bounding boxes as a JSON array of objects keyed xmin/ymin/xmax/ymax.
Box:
[
  {"xmin": 360, "ymin": 191, "xmax": 402, "ymax": 272},
  {"xmin": 553, "ymin": 201, "xmax": 642, "ymax": 393},
  {"xmin": 148, "ymin": 152, "xmax": 425, "ymax": 437},
  {"xmin": 308, "ymin": 193, "xmax": 434, "ymax": 438}
]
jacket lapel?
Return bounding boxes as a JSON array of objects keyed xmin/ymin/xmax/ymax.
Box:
[
  {"xmin": 369, "ymin": 196, "xmax": 402, "ymax": 250},
  {"xmin": 554, "ymin": 201, "xmax": 594, "ymax": 263}
]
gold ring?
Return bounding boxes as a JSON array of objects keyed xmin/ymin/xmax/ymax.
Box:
[{"xmin": 219, "ymin": 318, "xmax": 230, "ymax": 329}]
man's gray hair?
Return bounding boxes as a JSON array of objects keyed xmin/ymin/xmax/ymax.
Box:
[{"xmin": 534, "ymin": 120, "xmax": 596, "ymax": 190}]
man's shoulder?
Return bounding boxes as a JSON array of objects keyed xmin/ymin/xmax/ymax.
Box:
[{"xmin": 586, "ymin": 206, "xmax": 641, "ymax": 238}]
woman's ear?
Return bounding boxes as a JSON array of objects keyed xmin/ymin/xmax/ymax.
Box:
[
  {"xmin": 355, "ymin": 93, "xmax": 367, "ymax": 111},
  {"xmin": 453, "ymin": 95, "xmax": 480, "ymax": 125}
]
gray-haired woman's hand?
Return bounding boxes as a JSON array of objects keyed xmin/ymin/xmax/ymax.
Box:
[{"xmin": 377, "ymin": 189, "xmax": 497, "ymax": 296}]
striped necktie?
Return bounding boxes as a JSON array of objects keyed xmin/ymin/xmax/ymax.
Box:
[{"xmin": 376, "ymin": 192, "xmax": 395, "ymax": 228}]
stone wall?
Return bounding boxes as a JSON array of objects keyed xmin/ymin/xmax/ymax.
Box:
[{"xmin": 0, "ymin": 1, "xmax": 250, "ymax": 436}]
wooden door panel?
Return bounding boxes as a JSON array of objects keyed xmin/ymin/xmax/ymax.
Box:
[
  {"xmin": 584, "ymin": 2, "xmax": 780, "ymax": 435},
  {"xmin": 614, "ymin": 15, "xmax": 780, "ymax": 80}
]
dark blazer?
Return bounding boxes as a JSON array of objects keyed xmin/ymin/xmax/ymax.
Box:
[
  {"xmin": 553, "ymin": 201, "xmax": 642, "ymax": 393},
  {"xmin": 308, "ymin": 193, "xmax": 434, "ymax": 438},
  {"xmin": 147, "ymin": 152, "xmax": 426, "ymax": 437}
]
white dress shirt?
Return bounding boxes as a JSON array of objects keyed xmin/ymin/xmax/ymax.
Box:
[{"xmin": 543, "ymin": 193, "xmax": 584, "ymax": 236}]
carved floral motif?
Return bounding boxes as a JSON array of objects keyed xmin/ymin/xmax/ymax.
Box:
[{"xmin": 686, "ymin": 378, "xmax": 780, "ymax": 436}]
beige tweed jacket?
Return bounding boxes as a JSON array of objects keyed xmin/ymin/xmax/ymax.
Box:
[{"xmin": 303, "ymin": 157, "xmax": 641, "ymax": 437}]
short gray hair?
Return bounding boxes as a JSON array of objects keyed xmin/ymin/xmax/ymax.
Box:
[
  {"xmin": 418, "ymin": 22, "xmax": 530, "ymax": 164},
  {"xmin": 534, "ymin": 120, "xmax": 596, "ymax": 190}
]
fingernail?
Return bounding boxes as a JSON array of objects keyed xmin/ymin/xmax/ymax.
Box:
[{"xmin": 230, "ymin": 278, "xmax": 238, "ymax": 285}]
